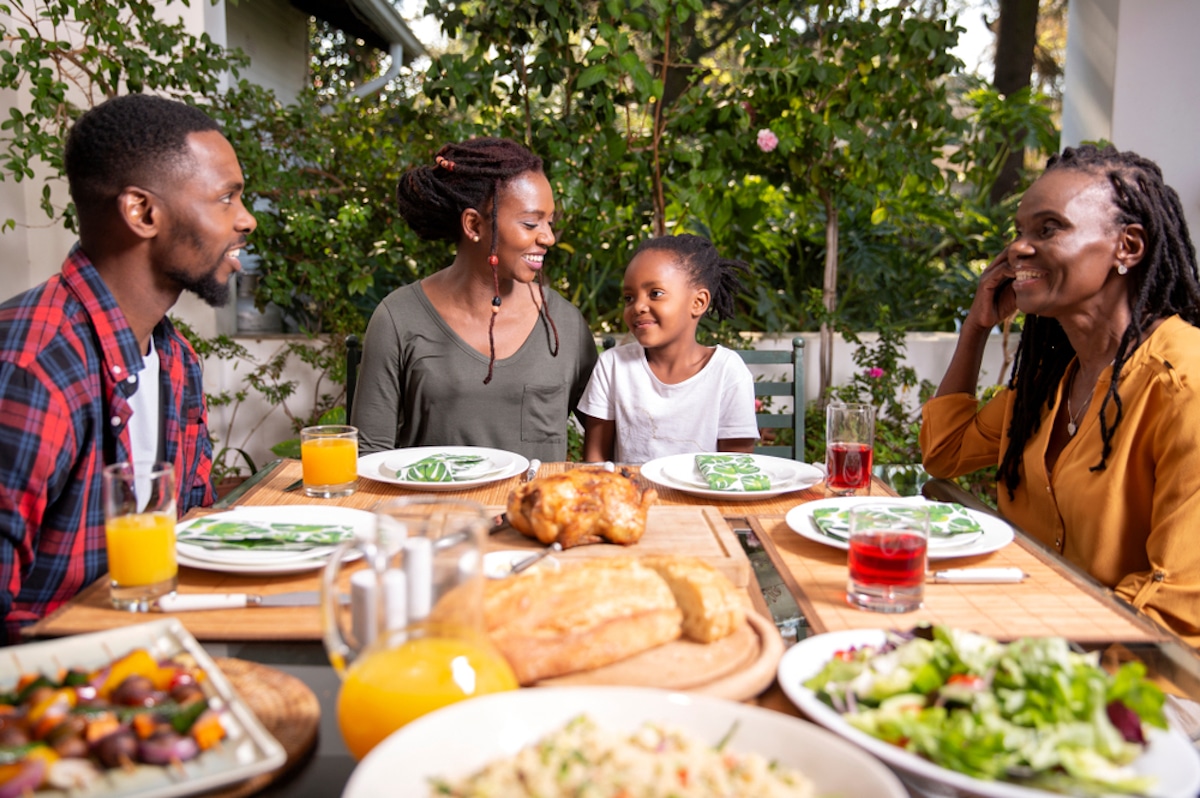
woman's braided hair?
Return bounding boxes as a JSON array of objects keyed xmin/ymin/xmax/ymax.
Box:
[
  {"xmin": 633, "ymin": 234, "xmax": 749, "ymax": 321},
  {"xmin": 395, "ymin": 137, "xmax": 559, "ymax": 383},
  {"xmin": 998, "ymin": 144, "xmax": 1200, "ymax": 497}
]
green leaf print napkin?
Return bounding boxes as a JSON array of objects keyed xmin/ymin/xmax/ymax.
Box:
[
  {"xmin": 398, "ymin": 453, "xmax": 488, "ymax": 482},
  {"xmin": 693, "ymin": 454, "xmax": 772, "ymax": 492},
  {"xmin": 810, "ymin": 502, "xmax": 983, "ymax": 542},
  {"xmin": 178, "ymin": 518, "xmax": 355, "ymax": 551}
]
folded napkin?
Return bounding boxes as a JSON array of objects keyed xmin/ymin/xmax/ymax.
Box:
[
  {"xmin": 694, "ymin": 454, "xmax": 771, "ymax": 492},
  {"xmin": 810, "ymin": 501, "xmax": 983, "ymax": 542},
  {"xmin": 397, "ymin": 453, "xmax": 488, "ymax": 482},
  {"xmin": 178, "ymin": 518, "xmax": 355, "ymax": 551}
]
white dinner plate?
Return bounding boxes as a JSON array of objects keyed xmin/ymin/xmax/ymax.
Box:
[
  {"xmin": 357, "ymin": 445, "xmax": 529, "ymax": 491},
  {"xmin": 777, "ymin": 629, "xmax": 1200, "ymax": 798},
  {"xmin": 785, "ymin": 496, "xmax": 1014, "ymax": 561},
  {"xmin": 0, "ymin": 619, "xmax": 285, "ymax": 798},
  {"xmin": 176, "ymin": 505, "xmax": 373, "ymax": 575},
  {"xmin": 342, "ymin": 685, "xmax": 908, "ymax": 798},
  {"xmin": 640, "ymin": 452, "xmax": 823, "ymax": 501}
]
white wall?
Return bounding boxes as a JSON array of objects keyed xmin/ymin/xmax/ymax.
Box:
[
  {"xmin": 224, "ymin": 0, "xmax": 310, "ymax": 105},
  {"xmin": 1063, "ymin": 0, "xmax": 1200, "ymax": 239}
]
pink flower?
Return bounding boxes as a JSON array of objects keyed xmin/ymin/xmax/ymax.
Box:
[
  {"xmin": 756, "ymin": 128, "xmax": 778, "ymax": 153},
  {"xmin": 867, "ymin": 367, "xmax": 885, "ymax": 379},
  {"xmin": 754, "ymin": 399, "xmax": 764, "ymax": 412}
]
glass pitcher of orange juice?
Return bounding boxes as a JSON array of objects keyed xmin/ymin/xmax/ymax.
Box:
[{"xmin": 320, "ymin": 497, "xmax": 517, "ymax": 760}]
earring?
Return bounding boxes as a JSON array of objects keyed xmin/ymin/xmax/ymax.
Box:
[
  {"xmin": 1118, "ymin": 264, "xmax": 1129, "ymax": 275},
  {"xmin": 472, "ymin": 235, "xmax": 480, "ymax": 243}
]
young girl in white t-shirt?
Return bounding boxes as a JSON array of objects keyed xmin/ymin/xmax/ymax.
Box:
[{"xmin": 577, "ymin": 234, "xmax": 759, "ymax": 464}]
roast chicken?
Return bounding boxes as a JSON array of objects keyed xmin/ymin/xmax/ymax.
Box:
[{"xmin": 506, "ymin": 467, "xmax": 657, "ymax": 548}]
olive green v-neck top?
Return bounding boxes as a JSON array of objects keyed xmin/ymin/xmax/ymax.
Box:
[{"xmin": 352, "ymin": 281, "xmax": 597, "ymax": 462}]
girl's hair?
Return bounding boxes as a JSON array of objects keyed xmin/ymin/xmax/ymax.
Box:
[
  {"xmin": 633, "ymin": 234, "xmax": 749, "ymax": 321},
  {"xmin": 395, "ymin": 137, "xmax": 558, "ymax": 383},
  {"xmin": 998, "ymin": 144, "xmax": 1200, "ymax": 497}
]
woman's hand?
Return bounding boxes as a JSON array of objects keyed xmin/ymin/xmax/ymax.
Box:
[
  {"xmin": 932, "ymin": 249, "xmax": 1016, "ymax": 399},
  {"xmin": 963, "ymin": 248, "xmax": 1017, "ymax": 332}
]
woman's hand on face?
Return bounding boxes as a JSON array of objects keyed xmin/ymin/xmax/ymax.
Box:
[{"xmin": 964, "ymin": 249, "xmax": 1017, "ymax": 332}]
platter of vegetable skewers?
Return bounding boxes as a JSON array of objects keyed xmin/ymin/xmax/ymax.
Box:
[{"xmin": 0, "ymin": 619, "xmax": 285, "ymax": 797}]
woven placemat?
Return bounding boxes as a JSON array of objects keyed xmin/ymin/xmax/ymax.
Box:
[
  {"xmin": 750, "ymin": 515, "xmax": 1168, "ymax": 644},
  {"xmin": 206, "ymin": 658, "xmax": 321, "ymax": 798}
]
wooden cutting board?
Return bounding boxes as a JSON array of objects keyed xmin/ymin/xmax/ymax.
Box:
[
  {"xmin": 488, "ymin": 505, "xmax": 751, "ymax": 588},
  {"xmin": 538, "ymin": 609, "xmax": 782, "ymax": 701}
]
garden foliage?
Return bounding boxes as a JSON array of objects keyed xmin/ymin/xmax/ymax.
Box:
[{"xmin": 0, "ymin": 0, "xmax": 1058, "ymax": 486}]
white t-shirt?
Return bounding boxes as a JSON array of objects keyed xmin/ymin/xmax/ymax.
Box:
[
  {"xmin": 577, "ymin": 343, "xmax": 759, "ymax": 464},
  {"xmin": 127, "ymin": 338, "xmax": 162, "ymax": 511}
]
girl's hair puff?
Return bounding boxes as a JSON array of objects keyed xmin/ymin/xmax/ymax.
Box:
[{"xmin": 633, "ymin": 234, "xmax": 749, "ymax": 321}]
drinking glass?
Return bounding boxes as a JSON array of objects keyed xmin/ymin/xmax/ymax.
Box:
[
  {"xmin": 825, "ymin": 402, "xmax": 875, "ymax": 496},
  {"xmin": 102, "ymin": 461, "xmax": 177, "ymax": 611},
  {"xmin": 846, "ymin": 503, "xmax": 929, "ymax": 613},
  {"xmin": 300, "ymin": 424, "xmax": 358, "ymax": 498},
  {"xmin": 321, "ymin": 497, "xmax": 518, "ymax": 760}
]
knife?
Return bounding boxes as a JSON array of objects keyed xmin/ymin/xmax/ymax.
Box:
[
  {"xmin": 510, "ymin": 542, "xmax": 562, "ymax": 575},
  {"xmin": 930, "ymin": 567, "xmax": 1028, "ymax": 584},
  {"xmin": 151, "ymin": 591, "xmax": 339, "ymax": 611}
]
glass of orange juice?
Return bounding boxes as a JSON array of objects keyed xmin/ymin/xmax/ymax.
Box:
[
  {"xmin": 102, "ymin": 461, "xmax": 177, "ymax": 611},
  {"xmin": 300, "ymin": 424, "xmax": 358, "ymax": 498},
  {"xmin": 321, "ymin": 498, "xmax": 518, "ymax": 760}
]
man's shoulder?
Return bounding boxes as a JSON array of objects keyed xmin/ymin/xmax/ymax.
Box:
[{"xmin": 0, "ymin": 276, "xmax": 83, "ymax": 368}]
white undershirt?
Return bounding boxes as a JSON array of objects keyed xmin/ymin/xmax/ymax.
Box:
[{"xmin": 127, "ymin": 338, "xmax": 162, "ymax": 511}]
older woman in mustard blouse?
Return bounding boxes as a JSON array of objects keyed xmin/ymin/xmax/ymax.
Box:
[{"xmin": 921, "ymin": 145, "xmax": 1200, "ymax": 645}]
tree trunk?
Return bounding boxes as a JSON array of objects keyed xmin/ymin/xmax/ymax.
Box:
[
  {"xmin": 990, "ymin": 0, "xmax": 1039, "ymax": 203},
  {"xmin": 819, "ymin": 190, "xmax": 838, "ymax": 407}
]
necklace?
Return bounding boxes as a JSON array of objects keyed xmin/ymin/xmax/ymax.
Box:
[
  {"xmin": 1065, "ymin": 361, "xmax": 1108, "ymax": 437},
  {"xmin": 1066, "ymin": 389, "xmax": 1091, "ymax": 437}
]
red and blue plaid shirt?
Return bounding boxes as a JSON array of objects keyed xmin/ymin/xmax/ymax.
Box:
[{"xmin": 0, "ymin": 246, "xmax": 215, "ymax": 643}]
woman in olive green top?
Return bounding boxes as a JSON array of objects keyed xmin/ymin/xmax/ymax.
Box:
[{"xmin": 352, "ymin": 138, "xmax": 597, "ymax": 462}]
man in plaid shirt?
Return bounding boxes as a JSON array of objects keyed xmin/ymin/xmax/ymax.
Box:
[{"xmin": 0, "ymin": 95, "xmax": 257, "ymax": 643}]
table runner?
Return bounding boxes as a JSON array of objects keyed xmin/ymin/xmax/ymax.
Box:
[
  {"xmin": 222, "ymin": 458, "xmax": 884, "ymax": 516},
  {"xmin": 749, "ymin": 515, "xmax": 1169, "ymax": 644}
]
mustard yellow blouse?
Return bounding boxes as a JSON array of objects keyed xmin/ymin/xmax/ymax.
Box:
[{"xmin": 921, "ymin": 315, "xmax": 1200, "ymax": 645}]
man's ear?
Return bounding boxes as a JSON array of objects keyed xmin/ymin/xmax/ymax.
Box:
[
  {"xmin": 118, "ymin": 188, "xmax": 158, "ymax": 239},
  {"xmin": 1118, "ymin": 223, "xmax": 1146, "ymax": 271},
  {"xmin": 692, "ymin": 287, "xmax": 711, "ymax": 318}
]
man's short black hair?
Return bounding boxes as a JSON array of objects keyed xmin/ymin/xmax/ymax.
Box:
[{"xmin": 64, "ymin": 94, "xmax": 221, "ymax": 218}]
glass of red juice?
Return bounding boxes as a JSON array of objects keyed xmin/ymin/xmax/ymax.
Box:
[
  {"xmin": 846, "ymin": 503, "xmax": 929, "ymax": 613},
  {"xmin": 825, "ymin": 403, "xmax": 875, "ymax": 495}
]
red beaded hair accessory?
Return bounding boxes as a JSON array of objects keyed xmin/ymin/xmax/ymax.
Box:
[{"xmin": 435, "ymin": 155, "xmax": 456, "ymax": 172}]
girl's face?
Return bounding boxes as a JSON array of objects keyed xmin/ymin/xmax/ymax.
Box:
[
  {"xmin": 622, "ymin": 249, "xmax": 709, "ymax": 349},
  {"xmin": 488, "ymin": 170, "xmax": 556, "ymax": 283}
]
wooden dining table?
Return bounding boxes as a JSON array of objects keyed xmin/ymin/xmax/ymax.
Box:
[{"xmin": 22, "ymin": 458, "xmax": 1200, "ymax": 797}]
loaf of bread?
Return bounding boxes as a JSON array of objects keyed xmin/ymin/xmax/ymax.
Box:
[
  {"xmin": 480, "ymin": 555, "xmax": 750, "ymax": 685},
  {"xmin": 641, "ymin": 555, "xmax": 746, "ymax": 643},
  {"xmin": 483, "ymin": 558, "xmax": 683, "ymax": 685}
]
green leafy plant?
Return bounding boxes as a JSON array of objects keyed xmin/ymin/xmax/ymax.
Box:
[{"xmin": 0, "ymin": 0, "xmax": 1058, "ymax": 508}]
